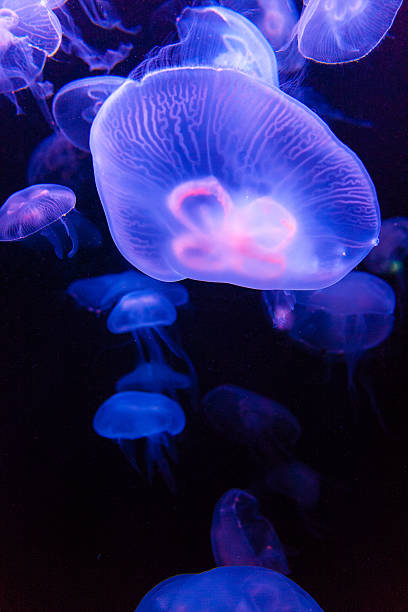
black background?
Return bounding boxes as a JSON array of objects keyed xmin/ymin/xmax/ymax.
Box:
[{"xmin": 0, "ymin": 1, "xmax": 407, "ymax": 611}]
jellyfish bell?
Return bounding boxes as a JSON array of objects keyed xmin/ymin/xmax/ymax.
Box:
[
  {"xmin": 53, "ymin": 76, "xmax": 127, "ymax": 152},
  {"xmin": 107, "ymin": 290, "xmax": 178, "ymax": 334},
  {"xmin": 211, "ymin": 488, "xmax": 290, "ymax": 574},
  {"xmin": 133, "ymin": 5, "xmax": 279, "ymax": 87},
  {"xmin": 116, "ymin": 361, "xmax": 191, "ymax": 394},
  {"xmin": 297, "ymin": 0, "xmax": 404, "ymax": 64},
  {"xmin": 134, "ymin": 566, "xmax": 324, "ymax": 611},
  {"xmin": 93, "ymin": 391, "xmax": 185, "ymax": 487},
  {"xmin": 90, "ymin": 66, "xmax": 380, "ymax": 290}
]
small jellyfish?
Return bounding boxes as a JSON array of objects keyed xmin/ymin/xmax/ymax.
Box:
[
  {"xmin": 134, "ymin": 566, "xmax": 324, "ymax": 611},
  {"xmin": 364, "ymin": 217, "xmax": 408, "ymax": 295},
  {"xmin": 133, "ymin": 5, "xmax": 279, "ymax": 87},
  {"xmin": 93, "ymin": 391, "xmax": 185, "ymax": 487},
  {"xmin": 116, "ymin": 361, "xmax": 191, "ymax": 395},
  {"xmin": 267, "ymin": 461, "xmax": 321, "ymax": 510},
  {"xmin": 263, "ymin": 289, "xmax": 296, "ymax": 330},
  {"xmin": 53, "ymin": 76, "xmax": 126, "ymax": 152},
  {"xmin": 211, "ymin": 488, "xmax": 290, "ymax": 574},
  {"xmin": 107, "ymin": 290, "xmax": 177, "ymax": 333},
  {"xmin": 90, "ymin": 66, "xmax": 380, "ymax": 290},
  {"xmin": 203, "ymin": 385, "xmax": 301, "ymax": 462},
  {"xmin": 297, "ymin": 0, "xmax": 404, "ymax": 64}
]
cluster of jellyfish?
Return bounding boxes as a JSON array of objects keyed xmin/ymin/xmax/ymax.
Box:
[{"xmin": 0, "ymin": 0, "xmax": 405, "ymax": 609}]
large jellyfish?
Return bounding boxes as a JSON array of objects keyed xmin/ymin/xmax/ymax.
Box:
[
  {"xmin": 90, "ymin": 66, "xmax": 380, "ymax": 290},
  {"xmin": 202, "ymin": 385, "xmax": 301, "ymax": 462},
  {"xmin": 0, "ymin": 183, "xmax": 92, "ymax": 258},
  {"xmin": 93, "ymin": 391, "xmax": 185, "ymax": 487},
  {"xmin": 134, "ymin": 566, "xmax": 324, "ymax": 611},
  {"xmin": 133, "ymin": 5, "xmax": 279, "ymax": 87},
  {"xmin": 297, "ymin": 0, "xmax": 404, "ymax": 64},
  {"xmin": 211, "ymin": 488, "xmax": 289, "ymax": 574},
  {"xmin": 53, "ymin": 76, "xmax": 126, "ymax": 152}
]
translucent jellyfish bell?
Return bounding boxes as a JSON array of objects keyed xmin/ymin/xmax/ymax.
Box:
[
  {"xmin": 297, "ymin": 0, "xmax": 404, "ymax": 64},
  {"xmin": 133, "ymin": 5, "xmax": 279, "ymax": 87},
  {"xmin": 0, "ymin": 183, "xmax": 80, "ymax": 258},
  {"xmin": 93, "ymin": 391, "xmax": 185, "ymax": 486},
  {"xmin": 107, "ymin": 290, "xmax": 177, "ymax": 333},
  {"xmin": 211, "ymin": 488, "xmax": 289, "ymax": 574},
  {"xmin": 53, "ymin": 76, "xmax": 126, "ymax": 152},
  {"xmin": 91, "ymin": 67, "xmax": 380, "ymax": 290},
  {"xmin": 134, "ymin": 566, "xmax": 324, "ymax": 611}
]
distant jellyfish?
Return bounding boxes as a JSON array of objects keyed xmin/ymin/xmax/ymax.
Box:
[
  {"xmin": 0, "ymin": 183, "xmax": 100, "ymax": 258},
  {"xmin": 211, "ymin": 488, "xmax": 290, "ymax": 574},
  {"xmin": 116, "ymin": 361, "xmax": 191, "ymax": 395},
  {"xmin": 133, "ymin": 5, "xmax": 279, "ymax": 87},
  {"xmin": 297, "ymin": 0, "xmax": 404, "ymax": 64},
  {"xmin": 93, "ymin": 391, "xmax": 185, "ymax": 488},
  {"xmin": 203, "ymin": 385, "xmax": 301, "ymax": 463},
  {"xmin": 263, "ymin": 289, "xmax": 296, "ymax": 330},
  {"xmin": 267, "ymin": 461, "xmax": 321, "ymax": 510},
  {"xmin": 365, "ymin": 217, "xmax": 408, "ymax": 295},
  {"xmin": 134, "ymin": 566, "xmax": 324, "ymax": 611},
  {"xmin": 107, "ymin": 290, "xmax": 177, "ymax": 333},
  {"xmin": 53, "ymin": 76, "xmax": 126, "ymax": 152},
  {"xmin": 90, "ymin": 66, "xmax": 380, "ymax": 290}
]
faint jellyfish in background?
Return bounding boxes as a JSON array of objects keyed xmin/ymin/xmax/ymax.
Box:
[
  {"xmin": 90, "ymin": 66, "xmax": 380, "ymax": 290},
  {"xmin": 27, "ymin": 132, "xmax": 90, "ymax": 192},
  {"xmin": 53, "ymin": 76, "xmax": 126, "ymax": 152},
  {"xmin": 263, "ymin": 289, "xmax": 296, "ymax": 330},
  {"xmin": 267, "ymin": 461, "xmax": 321, "ymax": 512},
  {"xmin": 211, "ymin": 488, "xmax": 290, "ymax": 574},
  {"xmin": 134, "ymin": 566, "xmax": 324, "ymax": 611},
  {"xmin": 365, "ymin": 217, "xmax": 408, "ymax": 298},
  {"xmin": 203, "ymin": 385, "xmax": 301, "ymax": 464},
  {"xmin": 0, "ymin": 183, "xmax": 100, "ymax": 258},
  {"xmin": 297, "ymin": 0, "xmax": 404, "ymax": 64},
  {"xmin": 0, "ymin": 0, "xmax": 61, "ymax": 118},
  {"xmin": 133, "ymin": 5, "xmax": 279, "ymax": 87},
  {"xmin": 93, "ymin": 390, "xmax": 185, "ymax": 489}
]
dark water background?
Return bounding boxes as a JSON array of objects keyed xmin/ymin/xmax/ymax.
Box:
[{"xmin": 0, "ymin": 1, "xmax": 407, "ymax": 610}]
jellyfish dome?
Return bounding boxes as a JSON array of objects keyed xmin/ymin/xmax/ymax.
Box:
[
  {"xmin": 211, "ymin": 488, "xmax": 289, "ymax": 574},
  {"xmin": 53, "ymin": 76, "xmax": 127, "ymax": 152},
  {"xmin": 91, "ymin": 66, "xmax": 380, "ymax": 290},
  {"xmin": 134, "ymin": 566, "xmax": 324, "ymax": 611},
  {"xmin": 107, "ymin": 290, "xmax": 177, "ymax": 333},
  {"xmin": 297, "ymin": 0, "xmax": 404, "ymax": 64}
]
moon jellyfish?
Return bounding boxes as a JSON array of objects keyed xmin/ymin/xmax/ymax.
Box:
[
  {"xmin": 211, "ymin": 488, "xmax": 289, "ymax": 574},
  {"xmin": 116, "ymin": 362, "xmax": 191, "ymax": 394},
  {"xmin": 91, "ymin": 66, "xmax": 380, "ymax": 290},
  {"xmin": 133, "ymin": 5, "xmax": 279, "ymax": 87},
  {"xmin": 53, "ymin": 76, "xmax": 126, "ymax": 152},
  {"xmin": 297, "ymin": 0, "xmax": 404, "ymax": 64},
  {"xmin": 203, "ymin": 385, "xmax": 301, "ymax": 462},
  {"xmin": 134, "ymin": 566, "xmax": 324, "ymax": 611},
  {"xmin": 365, "ymin": 217, "xmax": 408, "ymax": 295},
  {"xmin": 93, "ymin": 391, "xmax": 185, "ymax": 487},
  {"xmin": 107, "ymin": 291, "xmax": 177, "ymax": 333}
]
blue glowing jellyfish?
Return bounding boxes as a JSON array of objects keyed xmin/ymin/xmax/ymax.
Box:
[
  {"xmin": 365, "ymin": 217, "xmax": 408, "ymax": 292},
  {"xmin": 0, "ymin": 183, "xmax": 84, "ymax": 258},
  {"xmin": 133, "ymin": 5, "xmax": 279, "ymax": 87},
  {"xmin": 211, "ymin": 488, "xmax": 289, "ymax": 574},
  {"xmin": 107, "ymin": 290, "xmax": 177, "ymax": 333},
  {"xmin": 203, "ymin": 385, "xmax": 300, "ymax": 462},
  {"xmin": 93, "ymin": 391, "xmax": 185, "ymax": 486},
  {"xmin": 134, "ymin": 566, "xmax": 324, "ymax": 611},
  {"xmin": 297, "ymin": 0, "xmax": 404, "ymax": 64},
  {"xmin": 116, "ymin": 362, "xmax": 191, "ymax": 394},
  {"xmin": 53, "ymin": 76, "xmax": 126, "ymax": 152},
  {"xmin": 91, "ymin": 66, "xmax": 380, "ymax": 290}
]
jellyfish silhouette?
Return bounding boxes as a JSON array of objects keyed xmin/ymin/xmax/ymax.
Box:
[
  {"xmin": 134, "ymin": 566, "xmax": 324, "ymax": 611},
  {"xmin": 0, "ymin": 183, "xmax": 94, "ymax": 258},
  {"xmin": 365, "ymin": 217, "xmax": 408, "ymax": 296},
  {"xmin": 203, "ymin": 385, "xmax": 300, "ymax": 463},
  {"xmin": 211, "ymin": 488, "xmax": 289, "ymax": 574},
  {"xmin": 91, "ymin": 66, "xmax": 380, "ymax": 290},
  {"xmin": 267, "ymin": 461, "xmax": 321, "ymax": 510},
  {"xmin": 53, "ymin": 76, "xmax": 126, "ymax": 152},
  {"xmin": 133, "ymin": 5, "xmax": 279, "ymax": 87},
  {"xmin": 297, "ymin": 0, "xmax": 404, "ymax": 64},
  {"xmin": 93, "ymin": 391, "xmax": 185, "ymax": 488}
]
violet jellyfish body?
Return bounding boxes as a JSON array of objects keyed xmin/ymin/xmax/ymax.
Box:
[{"xmin": 90, "ymin": 67, "xmax": 380, "ymax": 290}]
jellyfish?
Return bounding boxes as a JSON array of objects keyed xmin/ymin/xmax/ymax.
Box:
[
  {"xmin": 53, "ymin": 76, "xmax": 126, "ymax": 152},
  {"xmin": 267, "ymin": 461, "xmax": 321, "ymax": 510},
  {"xmin": 211, "ymin": 488, "xmax": 290, "ymax": 574},
  {"xmin": 297, "ymin": 0, "xmax": 404, "ymax": 64},
  {"xmin": 0, "ymin": 183, "xmax": 86, "ymax": 258},
  {"xmin": 90, "ymin": 66, "xmax": 380, "ymax": 290},
  {"xmin": 0, "ymin": 0, "xmax": 61, "ymax": 117},
  {"xmin": 203, "ymin": 385, "xmax": 301, "ymax": 463},
  {"xmin": 93, "ymin": 391, "xmax": 185, "ymax": 487},
  {"xmin": 75, "ymin": 0, "xmax": 139, "ymax": 35},
  {"xmin": 116, "ymin": 362, "xmax": 191, "ymax": 394},
  {"xmin": 133, "ymin": 5, "xmax": 279, "ymax": 87},
  {"xmin": 134, "ymin": 566, "xmax": 324, "ymax": 611},
  {"xmin": 263, "ymin": 289, "xmax": 296, "ymax": 330},
  {"xmin": 107, "ymin": 290, "xmax": 178, "ymax": 333},
  {"xmin": 364, "ymin": 217, "xmax": 408, "ymax": 296}
]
